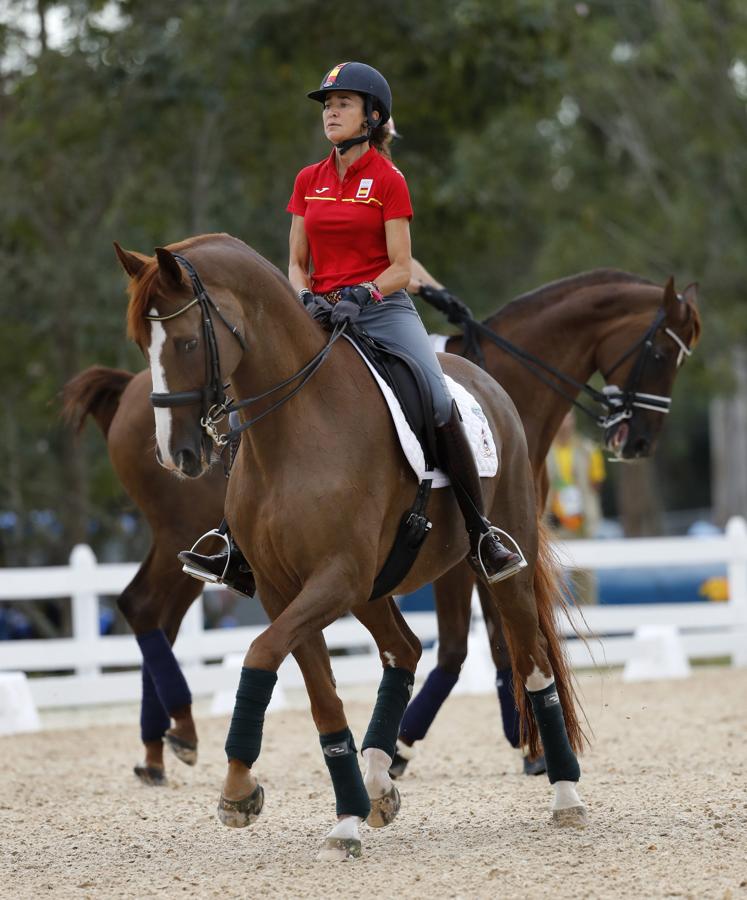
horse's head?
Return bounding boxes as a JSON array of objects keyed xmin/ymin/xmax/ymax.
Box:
[
  {"xmin": 595, "ymin": 277, "xmax": 700, "ymax": 460},
  {"xmin": 115, "ymin": 241, "xmax": 246, "ymax": 478}
]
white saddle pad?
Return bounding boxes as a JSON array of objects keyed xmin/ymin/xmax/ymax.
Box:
[{"xmin": 345, "ymin": 337, "xmax": 498, "ymax": 489}]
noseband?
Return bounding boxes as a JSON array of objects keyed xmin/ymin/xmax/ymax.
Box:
[
  {"xmin": 144, "ymin": 255, "xmax": 344, "ymax": 447},
  {"xmin": 597, "ymin": 305, "xmax": 693, "ymax": 430}
]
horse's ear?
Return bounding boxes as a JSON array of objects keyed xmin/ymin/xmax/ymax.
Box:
[
  {"xmin": 681, "ymin": 282, "xmax": 699, "ymax": 305},
  {"xmin": 155, "ymin": 247, "xmax": 184, "ymax": 290},
  {"xmin": 113, "ymin": 242, "xmax": 148, "ymax": 278},
  {"xmin": 663, "ymin": 275, "xmax": 686, "ymax": 322}
]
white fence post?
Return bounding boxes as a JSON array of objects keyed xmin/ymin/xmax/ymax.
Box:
[
  {"xmin": 726, "ymin": 517, "xmax": 747, "ymax": 666},
  {"xmin": 69, "ymin": 544, "xmax": 100, "ymax": 678}
]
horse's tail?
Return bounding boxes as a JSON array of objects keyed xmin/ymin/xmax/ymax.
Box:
[
  {"xmin": 512, "ymin": 518, "xmax": 586, "ymax": 758},
  {"xmin": 61, "ymin": 366, "xmax": 134, "ymax": 438}
]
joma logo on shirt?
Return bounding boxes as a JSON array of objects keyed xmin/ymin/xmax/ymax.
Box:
[{"xmin": 356, "ymin": 178, "xmax": 374, "ymax": 199}]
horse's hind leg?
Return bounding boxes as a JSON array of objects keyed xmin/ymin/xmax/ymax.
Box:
[
  {"xmin": 392, "ymin": 560, "xmax": 474, "ymax": 775},
  {"xmin": 118, "ymin": 545, "xmax": 201, "ymax": 783},
  {"xmin": 477, "ymin": 580, "xmax": 547, "ymax": 775},
  {"xmin": 352, "ymin": 598, "xmax": 422, "ymax": 827},
  {"xmin": 488, "ymin": 573, "xmax": 587, "ymax": 827}
]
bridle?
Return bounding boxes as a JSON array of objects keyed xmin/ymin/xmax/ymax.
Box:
[
  {"xmin": 596, "ymin": 305, "xmax": 692, "ymax": 430},
  {"xmin": 448, "ymin": 300, "xmax": 693, "ymax": 433},
  {"xmin": 145, "ymin": 254, "xmax": 344, "ymax": 447}
]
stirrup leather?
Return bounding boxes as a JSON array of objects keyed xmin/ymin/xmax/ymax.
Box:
[
  {"xmin": 473, "ymin": 526, "xmax": 528, "ymax": 585},
  {"xmin": 180, "ymin": 528, "xmax": 231, "ymax": 584}
]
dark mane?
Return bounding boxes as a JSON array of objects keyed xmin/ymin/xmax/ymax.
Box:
[{"xmin": 485, "ymin": 269, "xmax": 656, "ymax": 326}]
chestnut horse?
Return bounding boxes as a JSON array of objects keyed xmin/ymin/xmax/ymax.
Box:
[
  {"xmin": 115, "ymin": 232, "xmax": 585, "ymax": 858},
  {"xmin": 397, "ymin": 272, "xmax": 700, "ymax": 770},
  {"xmin": 63, "ymin": 267, "xmax": 699, "ymax": 786}
]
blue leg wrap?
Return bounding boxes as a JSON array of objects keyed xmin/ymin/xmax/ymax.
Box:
[
  {"xmin": 320, "ymin": 728, "xmax": 370, "ymax": 819},
  {"xmin": 140, "ymin": 665, "xmax": 170, "ymax": 743},
  {"xmin": 224, "ymin": 667, "xmax": 277, "ymax": 768},
  {"xmin": 495, "ymin": 667, "xmax": 521, "ymax": 748},
  {"xmin": 362, "ymin": 667, "xmax": 414, "ymax": 758},
  {"xmin": 399, "ymin": 666, "xmax": 458, "ymax": 744},
  {"xmin": 136, "ymin": 628, "xmax": 192, "ymax": 713},
  {"xmin": 528, "ymin": 682, "xmax": 580, "ymax": 784}
]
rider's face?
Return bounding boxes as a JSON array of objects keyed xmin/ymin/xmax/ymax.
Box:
[{"xmin": 322, "ymin": 91, "xmax": 366, "ymax": 144}]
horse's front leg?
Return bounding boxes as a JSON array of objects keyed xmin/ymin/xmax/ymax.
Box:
[
  {"xmin": 218, "ymin": 568, "xmax": 372, "ymax": 859},
  {"xmin": 117, "ymin": 545, "xmax": 201, "ymax": 785},
  {"xmin": 352, "ymin": 598, "xmax": 422, "ymax": 827}
]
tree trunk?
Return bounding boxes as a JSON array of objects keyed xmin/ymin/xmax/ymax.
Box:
[
  {"xmin": 615, "ymin": 459, "xmax": 664, "ymax": 536},
  {"xmin": 710, "ymin": 346, "xmax": 747, "ymax": 525}
]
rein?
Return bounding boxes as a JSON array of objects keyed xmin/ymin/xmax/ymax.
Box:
[
  {"xmin": 434, "ymin": 296, "xmax": 692, "ymax": 432},
  {"xmin": 145, "ymin": 254, "xmax": 345, "ymax": 447}
]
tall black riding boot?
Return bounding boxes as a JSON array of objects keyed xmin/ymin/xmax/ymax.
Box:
[
  {"xmin": 435, "ymin": 401, "xmax": 526, "ymax": 584},
  {"xmin": 178, "ymin": 524, "xmax": 256, "ymax": 599}
]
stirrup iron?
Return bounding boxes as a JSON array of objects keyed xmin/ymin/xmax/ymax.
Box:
[
  {"xmin": 475, "ymin": 526, "xmax": 528, "ymax": 585},
  {"xmin": 180, "ymin": 529, "xmax": 231, "ymax": 584}
]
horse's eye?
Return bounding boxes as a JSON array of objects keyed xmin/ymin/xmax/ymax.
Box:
[{"xmin": 184, "ymin": 338, "xmax": 198, "ymax": 353}]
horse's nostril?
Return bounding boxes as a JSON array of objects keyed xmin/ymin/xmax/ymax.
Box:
[
  {"xmin": 175, "ymin": 448, "xmax": 201, "ymax": 477},
  {"xmin": 633, "ymin": 437, "xmax": 650, "ymax": 457}
]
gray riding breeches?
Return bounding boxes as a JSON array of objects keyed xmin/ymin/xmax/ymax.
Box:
[{"xmin": 355, "ymin": 290, "xmax": 454, "ymax": 426}]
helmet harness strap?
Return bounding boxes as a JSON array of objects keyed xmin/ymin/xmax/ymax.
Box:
[{"xmin": 335, "ymin": 95, "xmax": 377, "ymax": 156}]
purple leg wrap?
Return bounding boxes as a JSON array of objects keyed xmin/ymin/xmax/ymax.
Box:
[
  {"xmin": 140, "ymin": 665, "xmax": 170, "ymax": 743},
  {"xmin": 398, "ymin": 666, "xmax": 459, "ymax": 744},
  {"xmin": 136, "ymin": 628, "xmax": 192, "ymax": 714},
  {"xmin": 495, "ymin": 667, "xmax": 521, "ymax": 748}
]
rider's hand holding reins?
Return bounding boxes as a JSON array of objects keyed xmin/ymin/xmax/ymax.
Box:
[
  {"xmin": 329, "ymin": 283, "xmax": 383, "ymax": 328},
  {"xmin": 418, "ymin": 284, "xmax": 473, "ymax": 325}
]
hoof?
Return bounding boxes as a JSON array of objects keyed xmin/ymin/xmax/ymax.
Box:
[
  {"xmin": 317, "ymin": 837, "xmax": 362, "ymax": 862},
  {"xmin": 366, "ymin": 784, "xmax": 400, "ymax": 828},
  {"xmin": 388, "ymin": 752, "xmax": 409, "ymax": 780},
  {"xmin": 165, "ymin": 731, "xmax": 198, "ymax": 766},
  {"xmin": 523, "ymin": 754, "xmax": 547, "ymax": 776},
  {"xmin": 217, "ymin": 784, "xmax": 264, "ymax": 828},
  {"xmin": 553, "ymin": 805, "xmax": 588, "ymax": 828},
  {"xmin": 133, "ymin": 764, "xmax": 167, "ymax": 786}
]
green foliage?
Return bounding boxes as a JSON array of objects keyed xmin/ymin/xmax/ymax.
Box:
[{"xmin": 0, "ymin": 0, "xmax": 743, "ymax": 559}]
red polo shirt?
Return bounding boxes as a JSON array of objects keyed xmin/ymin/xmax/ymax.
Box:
[{"xmin": 287, "ymin": 147, "xmax": 413, "ymax": 294}]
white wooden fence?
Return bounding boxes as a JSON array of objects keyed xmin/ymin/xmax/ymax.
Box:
[{"xmin": 1, "ymin": 517, "xmax": 746, "ymax": 709}]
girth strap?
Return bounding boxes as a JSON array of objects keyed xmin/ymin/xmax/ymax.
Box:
[{"xmin": 369, "ymin": 478, "xmax": 433, "ymax": 601}]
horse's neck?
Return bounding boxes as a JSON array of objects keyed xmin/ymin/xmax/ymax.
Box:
[
  {"xmin": 226, "ymin": 251, "xmax": 335, "ymax": 463},
  {"xmin": 481, "ymin": 284, "xmax": 653, "ymax": 467}
]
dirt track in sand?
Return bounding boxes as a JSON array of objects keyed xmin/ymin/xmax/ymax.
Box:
[{"xmin": 1, "ymin": 666, "xmax": 746, "ymax": 900}]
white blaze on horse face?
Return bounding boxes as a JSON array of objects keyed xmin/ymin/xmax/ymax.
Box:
[{"xmin": 147, "ymin": 316, "xmax": 174, "ymax": 467}]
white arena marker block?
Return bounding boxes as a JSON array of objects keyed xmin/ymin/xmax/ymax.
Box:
[
  {"xmin": 453, "ymin": 630, "xmax": 495, "ymax": 696},
  {"xmin": 0, "ymin": 671, "xmax": 41, "ymax": 735},
  {"xmin": 210, "ymin": 653, "xmax": 287, "ymax": 715},
  {"xmin": 623, "ymin": 625, "xmax": 691, "ymax": 683}
]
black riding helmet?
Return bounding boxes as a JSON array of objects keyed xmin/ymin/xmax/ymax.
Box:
[{"xmin": 308, "ymin": 61, "xmax": 392, "ymax": 155}]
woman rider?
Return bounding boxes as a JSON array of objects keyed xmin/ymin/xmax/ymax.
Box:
[{"xmin": 180, "ymin": 61, "xmax": 523, "ymax": 589}]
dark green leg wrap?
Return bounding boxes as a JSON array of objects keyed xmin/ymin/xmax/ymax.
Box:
[
  {"xmin": 224, "ymin": 667, "xmax": 277, "ymax": 768},
  {"xmin": 320, "ymin": 728, "xmax": 371, "ymax": 819},
  {"xmin": 528, "ymin": 682, "xmax": 580, "ymax": 784},
  {"xmin": 362, "ymin": 667, "xmax": 415, "ymax": 758}
]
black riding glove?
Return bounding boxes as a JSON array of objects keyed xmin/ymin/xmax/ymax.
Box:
[
  {"xmin": 418, "ymin": 284, "xmax": 473, "ymax": 325},
  {"xmin": 299, "ymin": 289, "xmax": 334, "ymax": 327},
  {"xmin": 329, "ymin": 298, "xmax": 362, "ymax": 327}
]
